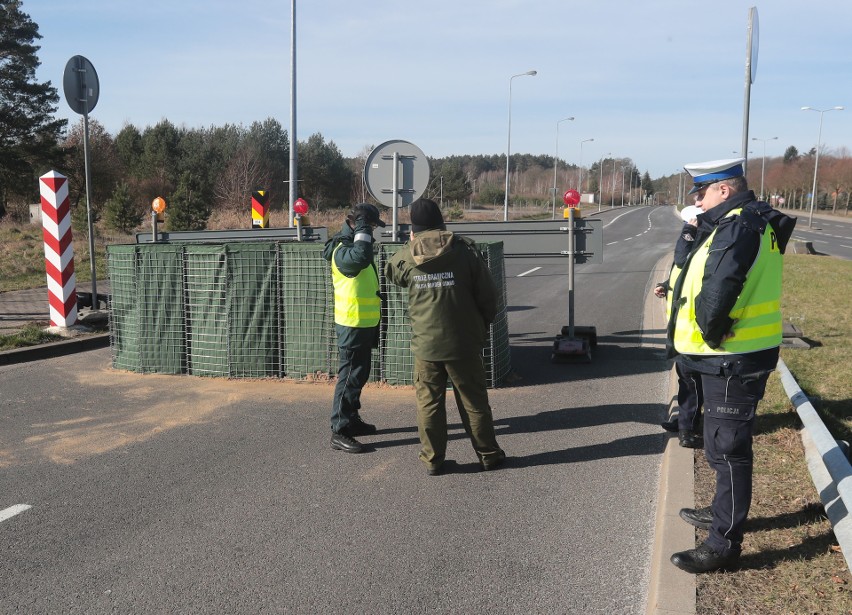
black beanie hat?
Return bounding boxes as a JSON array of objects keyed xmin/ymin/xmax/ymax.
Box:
[{"xmin": 410, "ymin": 198, "xmax": 445, "ymax": 233}]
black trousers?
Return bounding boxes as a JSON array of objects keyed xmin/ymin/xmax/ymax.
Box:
[
  {"xmin": 675, "ymin": 360, "xmax": 703, "ymax": 432},
  {"xmin": 330, "ymin": 325, "xmax": 375, "ymax": 434},
  {"xmin": 701, "ymin": 371, "xmax": 770, "ymax": 556}
]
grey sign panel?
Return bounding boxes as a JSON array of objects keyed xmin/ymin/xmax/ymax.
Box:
[
  {"xmin": 363, "ymin": 140, "xmax": 430, "ymax": 208},
  {"xmin": 63, "ymin": 55, "xmax": 100, "ymax": 115},
  {"xmin": 376, "ymin": 219, "xmax": 603, "ymax": 263},
  {"xmin": 135, "ymin": 227, "xmax": 328, "ymax": 244}
]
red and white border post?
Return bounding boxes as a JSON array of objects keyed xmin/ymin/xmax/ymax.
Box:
[{"xmin": 39, "ymin": 171, "xmax": 78, "ymax": 327}]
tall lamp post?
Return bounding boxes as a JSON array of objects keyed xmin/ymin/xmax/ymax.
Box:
[
  {"xmin": 802, "ymin": 106, "xmax": 844, "ymax": 228},
  {"xmin": 503, "ymin": 69, "xmax": 537, "ymax": 221},
  {"xmin": 551, "ymin": 116, "xmax": 575, "ymax": 219},
  {"xmin": 578, "ymin": 138, "xmax": 594, "ymax": 194},
  {"xmin": 598, "ymin": 152, "xmax": 610, "ymax": 212},
  {"xmin": 751, "ymin": 136, "xmax": 778, "ymax": 201}
]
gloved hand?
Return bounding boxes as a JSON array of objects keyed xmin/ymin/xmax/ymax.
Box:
[{"xmin": 350, "ymin": 203, "xmax": 386, "ymax": 226}]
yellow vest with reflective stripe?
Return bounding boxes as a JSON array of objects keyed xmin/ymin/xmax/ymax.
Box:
[
  {"xmin": 331, "ymin": 244, "xmax": 381, "ymax": 327},
  {"xmin": 673, "ymin": 208, "xmax": 783, "ymax": 355}
]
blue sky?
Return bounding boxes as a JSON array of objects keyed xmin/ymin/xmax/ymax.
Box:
[{"xmin": 28, "ymin": 0, "xmax": 852, "ymax": 179}]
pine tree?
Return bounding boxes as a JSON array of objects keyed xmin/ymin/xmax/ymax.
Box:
[
  {"xmin": 104, "ymin": 181, "xmax": 143, "ymax": 234},
  {"xmin": 0, "ymin": 0, "xmax": 67, "ymax": 218}
]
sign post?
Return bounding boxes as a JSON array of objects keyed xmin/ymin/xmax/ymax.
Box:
[
  {"xmin": 63, "ymin": 55, "xmax": 100, "ymax": 307},
  {"xmin": 552, "ymin": 189, "xmax": 596, "ymax": 363}
]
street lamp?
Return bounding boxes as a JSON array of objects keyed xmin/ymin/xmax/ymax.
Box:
[
  {"xmin": 504, "ymin": 69, "xmax": 537, "ymax": 221},
  {"xmin": 802, "ymin": 106, "xmax": 844, "ymax": 228},
  {"xmin": 578, "ymin": 138, "xmax": 594, "ymax": 194},
  {"xmin": 751, "ymin": 136, "xmax": 778, "ymax": 201},
  {"xmin": 598, "ymin": 152, "xmax": 610, "ymax": 212},
  {"xmin": 552, "ymin": 116, "xmax": 575, "ymax": 219},
  {"xmin": 610, "ymin": 157, "xmax": 618, "ymax": 208}
]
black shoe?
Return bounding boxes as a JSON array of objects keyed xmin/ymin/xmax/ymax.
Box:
[
  {"xmin": 480, "ymin": 452, "xmax": 506, "ymax": 471},
  {"xmin": 670, "ymin": 543, "xmax": 739, "ymax": 573},
  {"xmin": 331, "ymin": 432, "xmax": 364, "ymax": 454},
  {"xmin": 679, "ymin": 506, "xmax": 713, "ymax": 530},
  {"xmin": 426, "ymin": 464, "xmax": 443, "ymax": 476},
  {"xmin": 349, "ymin": 415, "xmax": 377, "ymax": 436},
  {"xmin": 678, "ymin": 430, "xmax": 703, "ymax": 449},
  {"xmin": 660, "ymin": 418, "xmax": 679, "ymax": 433}
]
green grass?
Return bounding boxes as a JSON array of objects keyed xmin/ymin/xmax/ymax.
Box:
[
  {"xmin": 696, "ymin": 253, "xmax": 852, "ymax": 614},
  {"xmin": 0, "ymin": 323, "xmax": 64, "ymax": 351},
  {"xmin": 0, "ymin": 222, "xmax": 111, "ymax": 292}
]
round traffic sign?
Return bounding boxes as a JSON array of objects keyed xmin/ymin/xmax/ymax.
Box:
[
  {"xmin": 152, "ymin": 197, "xmax": 167, "ymax": 213},
  {"xmin": 363, "ymin": 140, "xmax": 430, "ymax": 208},
  {"xmin": 563, "ymin": 189, "xmax": 581, "ymax": 207},
  {"xmin": 63, "ymin": 55, "xmax": 100, "ymax": 115},
  {"xmin": 293, "ymin": 198, "xmax": 309, "ymax": 215}
]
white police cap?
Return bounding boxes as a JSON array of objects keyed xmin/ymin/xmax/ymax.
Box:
[{"xmin": 684, "ymin": 157, "xmax": 745, "ymax": 194}]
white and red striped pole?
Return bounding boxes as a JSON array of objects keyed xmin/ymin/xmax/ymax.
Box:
[{"xmin": 39, "ymin": 171, "xmax": 78, "ymax": 327}]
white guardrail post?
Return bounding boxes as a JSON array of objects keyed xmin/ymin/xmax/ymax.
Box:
[{"xmin": 777, "ymin": 358, "xmax": 852, "ymax": 571}]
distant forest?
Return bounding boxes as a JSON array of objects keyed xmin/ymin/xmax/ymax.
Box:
[{"xmin": 3, "ymin": 2, "xmax": 851, "ymax": 234}]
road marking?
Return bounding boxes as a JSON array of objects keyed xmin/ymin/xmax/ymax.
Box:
[
  {"xmin": 841, "ymin": 244, "xmax": 852, "ymax": 249},
  {"xmin": 0, "ymin": 504, "xmax": 32, "ymax": 523},
  {"xmin": 517, "ymin": 267, "xmax": 541, "ymax": 277}
]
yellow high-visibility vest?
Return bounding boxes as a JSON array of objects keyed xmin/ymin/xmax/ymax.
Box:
[
  {"xmin": 331, "ymin": 244, "xmax": 381, "ymax": 328},
  {"xmin": 673, "ymin": 208, "xmax": 783, "ymax": 355}
]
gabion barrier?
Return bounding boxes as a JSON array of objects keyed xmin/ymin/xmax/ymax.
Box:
[{"xmin": 107, "ymin": 241, "xmax": 511, "ymax": 387}]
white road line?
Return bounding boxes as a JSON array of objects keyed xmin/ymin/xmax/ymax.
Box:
[
  {"xmin": 517, "ymin": 267, "xmax": 541, "ymax": 277},
  {"xmin": 606, "ymin": 241, "xmax": 618, "ymax": 246},
  {"xmin": 0, "ymin": 504, "xmax": 32, "ymax": 523},
  {"xmin": 841, "ymin": 245, "xmax": 852, "ymax": 249}
]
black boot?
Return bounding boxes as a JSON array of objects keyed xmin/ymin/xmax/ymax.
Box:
[
  {"xmin": 671, "ymin": 543, "xmax": 739, "ymax": 573},
  {"xmin": 679, "ymin": 506, "xmax": 713, "ymax": 530},
  {"xmin": 678, "ymin": 430, "xmax": 703, "ymax": 449}
]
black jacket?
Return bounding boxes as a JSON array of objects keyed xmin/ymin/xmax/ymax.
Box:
[{"xmin": 668, "ymin": 191, "xmax": 796, "ymax": 376}]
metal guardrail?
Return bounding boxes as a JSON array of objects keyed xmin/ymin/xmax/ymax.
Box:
[
  {"xmin": 378, "ymin": 219, "xmax": 603, "ymax": 263},
  {"xmin": 777, "ymin": 358, "xmax": 852, "ymax": 571},
  {"xmin": 134, "ymin": 226, "xmax": 328, "ymax": 244}
]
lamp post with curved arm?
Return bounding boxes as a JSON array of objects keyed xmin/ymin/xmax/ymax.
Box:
[
  {"xmin": 551, "ymin": 116, "xmax": 574, "ymax": 219},
  {"xmin": 577, "ymin": 138, "xmax": 594, "ymax": 194},
  {"xmin": 598, "ymin": 152, "xmax": 610, "ymax": 212},
  {"xmin": 503, "ymin": 70, "xmax": 537, "ymax": 221},
  {"xmin": 802, "ymin": 106, "xmax": 844, "ymax": 228},
  {"xmin": 751, "ymin": 136, "xmax": 778, "ymax": 201}
]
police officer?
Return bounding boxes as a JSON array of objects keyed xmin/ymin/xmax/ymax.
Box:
[
  {"xmin": 384, "ymin": 199, "xmax": 505, "ymax": 476},
  {"xmin": 656, "ymin": 205, "xmax": 705, "ymax": 448},
  {"xmin": 668, "ymin": 158, "xmax": 796, "ymax": 573},
  {"xmin": 323, "ymin": 203, "xmax": 386, "ymax": 454}
]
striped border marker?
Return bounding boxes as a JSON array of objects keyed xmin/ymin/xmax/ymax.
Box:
[{"xmin": 39, "ymin": 170, "xmax": 78, "ymax": 327}]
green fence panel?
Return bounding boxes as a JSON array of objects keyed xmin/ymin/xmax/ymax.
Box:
[
  {"xmin": 106, "ymin": 245, "xmax": 141, "ymax": 372},
  {"xmin": 480, "ymin": 242, "xmax": 512, "ymax": 387},
  {"xmin": 184, "ymin": 245, "xmax": 228, "ymax": 376},
  {"xmin": 107, "ymin": 238, "xmax": 510, "ymax": 387},
  {"xmin": 279, "ymin": 243, "xmax": 336, "ymax": 379},
  {"xmin": 378, "ymin": 243, "xmax": 414, "ymax": 385},
  {"xmin": 137, "ymin": 244, "xmax": 186, "ymax": 374},
  {"xmin": 226, "ymin": 243, "xmax": 279, "ymax": 377}
]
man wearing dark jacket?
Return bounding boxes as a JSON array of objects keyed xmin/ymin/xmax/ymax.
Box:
[
  {"xmin": 323, "ymin": 203, "xmax": 386, "ymax": 454},
  {"xmin": 655, "ymin": 205, "xmax": 705, "ymax": 448},
  {"xmin": 668, "ymin": 158, "xmax": 796, "ymax": 573},
  {"xmin": 384, "ymin": 199, "xmax": 505, "ymax": 476}
]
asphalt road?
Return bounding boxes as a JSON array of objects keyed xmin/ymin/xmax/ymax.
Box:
[
  {"xmin": 0, "ymin": 206, "xmax": 682, "ymax": 614},
  {"xmin": 787, "ymin": 212, "xmax": 852, "ymax": 260}
]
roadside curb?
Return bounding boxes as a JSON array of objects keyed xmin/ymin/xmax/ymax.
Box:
[
  {"xmin": 646, "ymin": 368, "xmax": 697, "ymax": 615},
  {"xmin": 0, "ymin": 333, "xmax": 110, "ymax": 366},
  {"xmin": 644, "ymin": 250, "xmax": 696, "ymax": 615}
]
